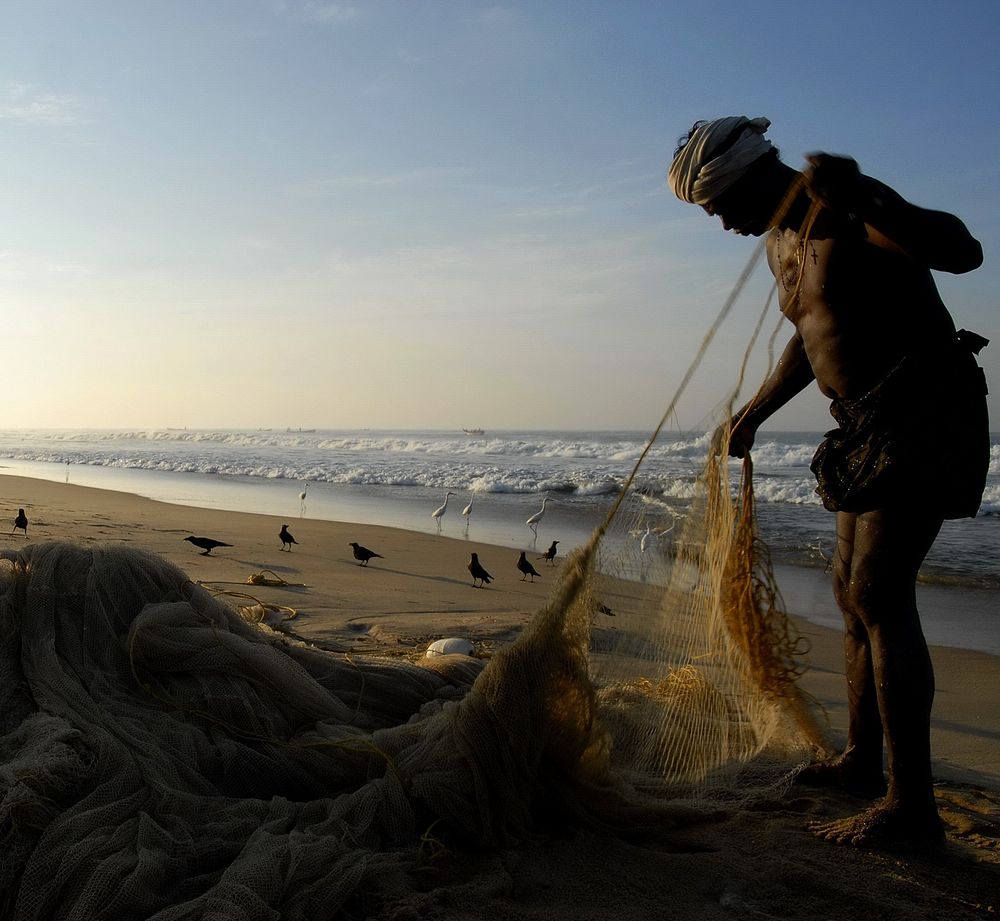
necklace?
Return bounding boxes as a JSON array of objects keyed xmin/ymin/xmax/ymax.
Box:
[
  {"xmin": 774, "ymin": 228, "xmax": 802, "ymax": 295},
  {"xmin": 774, "ymin": 202, "xmax": 822, "ymax": 303}
]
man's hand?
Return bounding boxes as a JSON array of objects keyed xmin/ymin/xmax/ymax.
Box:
[
  {"xmin": 803, "ymin": 152, "xmax": 865, "ymax": 215},
  {"xmin": 711, "ymin": 415, "xmax": 757, "ymax": 459}
]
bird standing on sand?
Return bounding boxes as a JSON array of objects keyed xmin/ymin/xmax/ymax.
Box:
[
  {"xmin": 538, "ymin": 540, "xmax": 559, "ymax": 565},
  {"xmin": 431, "ymin": 491, "xmax": 455, "ymax": 530},
  {"xmin": 526, "ymin": 496, "xmax": 550, "ymax": 535},
  {"xmin": 516, "ymin": 551, "xmax": 541, "ymax": 582},
  {"xmin": 11, "ymin": 508, "xmax": 28, "ymax": 536},
  {"xmin": 349, "ymin": 542, "xmax": 383, "ymax": 566},
  {"xmin": 299, "ymin": 483, "xmax": 308, "ymax": 516},
  {"xmin": 468, "ymin": 552, "xmax": 492, "ymax": 587},
  {"xmin": 279, "ymin": 524, "xmax": 298, "ymax": 551},
  {"xmin": 184, "ymin": 535, "xmax": 233, "ymax": 556},
  {"xmin": 461, "ymin": 494, "xmax": 474, "ymax": 519}
]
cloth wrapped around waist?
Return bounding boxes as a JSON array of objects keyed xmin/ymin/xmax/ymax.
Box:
[{"xmin": 810, "ymin": 330, "xmax": 990, "ymax": 518}]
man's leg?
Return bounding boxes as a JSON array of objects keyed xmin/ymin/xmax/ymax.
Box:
[
  {"xmin": 811, "ymin": 504, "xmax": 945, "ymax": 847},
  {"xmin": 798, "ymin": 510, "xmax": 886, "ymax": 795}
]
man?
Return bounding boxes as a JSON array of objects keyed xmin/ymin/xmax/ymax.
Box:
[{"xmin": 668, "ymin": 116, "xmax": 989, "ymax": 849}]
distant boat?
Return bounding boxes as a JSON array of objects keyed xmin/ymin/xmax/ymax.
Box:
[
  {"xmin": 287, "ymin": 427, "xmax": 316, "ymax": 433},
  {"xmin": 462, "ymin": 427, "xmax": 485, "ymax": 436}
]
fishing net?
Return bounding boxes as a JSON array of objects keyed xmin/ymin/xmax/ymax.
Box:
[
  {"xmin": 0, "ymin": 227, "xmax": 832, "ymax": 919},
  {"xmin": 0, "ymin": 465, "xmax": 827, "ymax": 917}
]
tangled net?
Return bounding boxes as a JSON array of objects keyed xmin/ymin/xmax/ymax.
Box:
[
  {"xmin": 0, "ymin": 192, "xmax": 834, "ymax": 916},
  {"xmin": 0, "ymin": 439, "xmax": 828, "ymax": 918}
]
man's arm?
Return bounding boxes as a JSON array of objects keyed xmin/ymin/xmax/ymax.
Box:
[
  {"xmin": 717, "ymin": 332, "xmax": 815, "ymax": 458},
  {"xmin": 804, "ymin": 153, "xmax": 983, "ymax": 274}
]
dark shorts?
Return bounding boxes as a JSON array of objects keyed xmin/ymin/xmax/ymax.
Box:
[{"xmin": 810, "ymin": 334, "xmax": 990, "ymax": 519}]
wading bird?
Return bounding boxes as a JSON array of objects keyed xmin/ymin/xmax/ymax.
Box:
[
  {"xmin": 431, "ymin": 491, "xmax": 455, "ymax": 530},
  {"xmin": 525, "ymin": 496, "xmax": 550, "ymax": 535}
]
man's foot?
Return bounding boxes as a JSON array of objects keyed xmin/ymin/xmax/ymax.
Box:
[
  {"xmin": 808, "ymin": 799, "xmax": 945, "ymax": 851},
  {"xmin": 794, "ymin": 754, "xmax": 887, "ymax": 798}
]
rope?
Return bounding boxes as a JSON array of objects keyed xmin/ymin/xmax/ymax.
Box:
[{"xmin": 194, "ymin": 571, "xmax": 305, "ymax": 588}]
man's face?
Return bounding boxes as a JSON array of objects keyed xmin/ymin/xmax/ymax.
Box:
[{"xmin": 701, "ymin": 176, "xmax": 770, "ymax": 237}]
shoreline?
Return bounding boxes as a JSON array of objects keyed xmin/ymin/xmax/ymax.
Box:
[{"xmin": 4, "ymin": 464, "xmax": 998, "ymax": 655}]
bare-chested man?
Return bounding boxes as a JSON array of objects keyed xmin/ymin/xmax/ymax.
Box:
[{"xmin": 668, "ymin": 116, "xmax": 990, "ymax": 849}]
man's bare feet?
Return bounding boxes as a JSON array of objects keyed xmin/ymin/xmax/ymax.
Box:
[
  {"xmin": 794, "ymin": 753, "xmax": 887, "ymax": 798},
  {"xmin": 809, "ymin": 799, "xmax": 945, "ymax": 851}
]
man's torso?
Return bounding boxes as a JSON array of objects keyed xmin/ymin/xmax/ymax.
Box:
[{"xmin": 767, "ymin": 215, "xmax": 957, "ymax": 400}]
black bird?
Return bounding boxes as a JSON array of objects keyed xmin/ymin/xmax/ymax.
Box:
[
  {"xmin": 516, "ymin": 551, "xmax": 541, "ymax": 582},
  {"xmin": 349, "ymin": 542, "xmax": 383, "ymax": 566},
  {"xmin": 279, "ymin": 524, "xmax": 298, "ymax": 551},
  {"xmin": 468, "ymin": 552, "xmax": 492, "ymax": 587},
  {"xmin": 184, "ymin": 535, "xmax": 233, "ymax": 556},
  {"xmin": 11, "ymin": 508, "xmax": 28, "ymax": 536},
  {"xmin": 538, "ymin": 540, "xmax": 559, "ymax": 565},
  {"xmin": 598, "ymin": 602, "xmax": 615, "ymax": 617}
]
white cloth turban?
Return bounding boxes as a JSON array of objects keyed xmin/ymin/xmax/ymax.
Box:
[{"xmin": 668, "ymin": 116, "xmax": 773, "ymax": 205}]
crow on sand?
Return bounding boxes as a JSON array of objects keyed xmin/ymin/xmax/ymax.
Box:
[
  {"xmin": 183, "ymin": 536, "xmax": 233, "ymax": 555},
  {"xmin": 468, "ymin": 552, "xmax": 492, "ymax": 587},
  {"xmin": 11, "ymin": 508, "xmax": 28, "ymax": 536},
  {"xmin": 349, "ymin": 542, "xmax": 383, "ymax": 566},
  {"xmin": 538, "ymin": 540, "xmax": 559, "ymax": 565},
  {"xmin": 279, "ymin": 524, "xmax": 298, "ymax": 551},
  {"xmin": 516, "ymin": 551, "xmax": 541, "ymax": 582}
]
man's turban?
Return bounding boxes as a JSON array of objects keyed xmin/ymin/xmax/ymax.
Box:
[{"xmin": 668, "ymin": 116, "xmax": 773, "ymax": 205}]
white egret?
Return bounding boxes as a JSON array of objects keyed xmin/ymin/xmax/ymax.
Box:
[
  {"xmin": 525, "ymin": 496, "xmax": 550, "ymax": 535},
  {"xmin": 461, "ymin": 494, "xmax": 474, "ymax": 518},
  {"xmin": 299, "ymin": 483, "xmax": 308, "ymax": 516},
  {"xmin": 432, "ymin": 491, "xmax": 455, "ymax": 529}
]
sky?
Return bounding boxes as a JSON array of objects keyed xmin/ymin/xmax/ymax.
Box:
[{"xmin": 2, "ymin": 0, "xmax": 998, "ymax": 432}]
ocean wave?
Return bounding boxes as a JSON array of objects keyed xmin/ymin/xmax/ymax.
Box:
[
  {"xmin": 742, "ymin": 441, "xmax": 817, "ymax": 467},
  {"xmin": 978, "ymin": 483, "xmax": 1000, "ymax": 516},
  {"xmin": 1, "ymin": 429, "xmax": 995, "ymax": 513},
  {"xmin": 0, "ymin": 428, "xmax": 826, "ymax": 467}
]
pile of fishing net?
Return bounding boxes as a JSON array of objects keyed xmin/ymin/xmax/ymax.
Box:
[
  {"xmin": 0, "ymin": 224, "xmax": 833, "ymax": 920},
  {"xmin": 0, "ymin": 449, "xmax": 827, "ymax": 919}
]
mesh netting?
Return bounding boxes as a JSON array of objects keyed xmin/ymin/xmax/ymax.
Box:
[
  {"xmin": 0, "ymin": 216, "xmax": 837, "ymax": 915},
  {"xmin": 0, "ymin": 446, "xmax": 828, "ymax": 918}
]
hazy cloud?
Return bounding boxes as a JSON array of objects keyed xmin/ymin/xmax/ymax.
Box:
[
  {"xmin": 0, "ymin": 250, "xmax": 93, "ymax": 281},
  {"xmin": 292, "ymin": 165, "xmax": 479, "ymax": 196},
  {"xmin": 0, "ymin": 82, "xmax": 92, "ymax": 125},
  {"xmin": 271, "ymin": 1, "xmax": 359, "ymax": 23},
  {"xmin": 480, "ymin": 6, "xmax": 519, "ymax": 25}
]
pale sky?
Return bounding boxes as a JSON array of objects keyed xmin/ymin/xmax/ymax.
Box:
[{"xmin": 2, "ymin": 0, "xmax": 998, "ymax": 431}]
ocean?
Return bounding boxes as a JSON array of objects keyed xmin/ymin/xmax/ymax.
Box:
[{"xmin": 0, "ymin": 427, "xmax": 997, "ymax": 650}]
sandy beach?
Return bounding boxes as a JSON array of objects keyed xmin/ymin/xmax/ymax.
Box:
[{"xmin": 2, "ymin": 473, "xmax": 998, "ymax": 919}]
